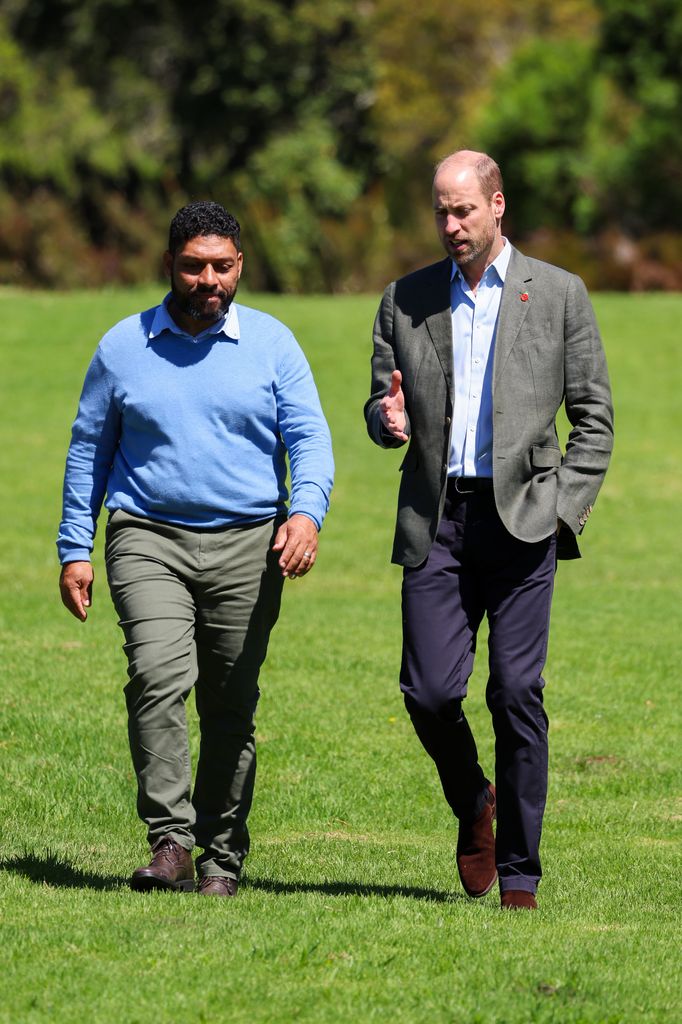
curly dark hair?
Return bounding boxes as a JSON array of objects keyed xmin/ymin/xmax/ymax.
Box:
[{"xmin": 168, "ymin": 201, "xmax": 241, "ymax": 254}]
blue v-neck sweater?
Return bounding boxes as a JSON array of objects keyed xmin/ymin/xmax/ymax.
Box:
[{"xmin": 57, "ymin": 297, "xmax": 334, "ymax": 564}]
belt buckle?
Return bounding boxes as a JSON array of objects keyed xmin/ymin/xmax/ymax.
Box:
[{"xmin": 454, "ymin": 477, "xmax": 475, "ymax": 494}]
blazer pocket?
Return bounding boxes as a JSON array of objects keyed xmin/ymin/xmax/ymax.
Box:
[
  {"xmin": 399, "ymin": 447, "xmax": 419, "ymax": 472},
  {"xmin": 531, "ymin": 444, "xmax": 562, "ymax": 468}
]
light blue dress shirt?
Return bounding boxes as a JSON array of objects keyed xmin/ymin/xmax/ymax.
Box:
[{"xmin": 448, "ymin": 240, "xmax": 512, "ymax": 478}]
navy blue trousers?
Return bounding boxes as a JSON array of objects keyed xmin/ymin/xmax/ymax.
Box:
[{"xmin": 400, "ymin": 485, "xmax": 556, "ymax": 894}]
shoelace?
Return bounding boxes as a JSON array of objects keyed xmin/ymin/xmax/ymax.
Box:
[{"xmin": 152, "ymin": 838, "xmax": 181, "ymax": 863}]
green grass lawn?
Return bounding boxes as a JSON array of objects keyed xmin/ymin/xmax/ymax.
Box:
[{"xmin": 1, "ymin": 286, "xmax": 680, "ymax": 1023}]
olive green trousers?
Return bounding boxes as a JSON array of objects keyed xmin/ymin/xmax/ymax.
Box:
[{"xmin": 105, "ymin": 509, "xmax": 284, "ymax": 879}]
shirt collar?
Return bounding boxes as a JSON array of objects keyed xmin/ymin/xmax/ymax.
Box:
[
  {"xmin": 148, "ymin": 293, "xmax": 240, "ymax": 342},
  {"xmin": 450, "ymin": 237, "xmax": 512, "ymax": 286}
]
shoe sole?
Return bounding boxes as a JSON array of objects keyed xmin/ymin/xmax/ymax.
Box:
[{"xmin": 130, "ymin": 875, "xmax": 195, "ymax": 893}]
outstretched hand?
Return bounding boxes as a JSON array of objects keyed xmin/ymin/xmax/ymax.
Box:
[
  {"xmin": 59, "ymin": 561, "xmax": 94, "ymax": 621},
  {"xmin": 272, "ymin": 514, "xmax": 319, "ymax": 579},
  {"xmin": 379, "ymin": 370, "xmax": 408, "ymax": 441}
]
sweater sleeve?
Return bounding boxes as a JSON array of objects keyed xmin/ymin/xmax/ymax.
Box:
[
  {"xmin": 56, "ymin": 346, "xmax": 122, "ymax": 563},
  {"xmin": 275, "ymin": 334, "xmax": 334, "ymax": 530}
]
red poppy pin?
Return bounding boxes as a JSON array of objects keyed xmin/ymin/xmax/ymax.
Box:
[{"xmin": 520, "ymin": 292, "xmax": 529, "ymax": 302}]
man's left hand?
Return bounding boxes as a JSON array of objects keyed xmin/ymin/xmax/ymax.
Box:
[{"xmin": 272, "ymin": 514, "xmax": 319, "ymax": 579}]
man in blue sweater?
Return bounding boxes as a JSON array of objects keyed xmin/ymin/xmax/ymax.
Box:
[{"xmin": 57, "ymin": 201, "xmax": 334, "ymax": 896}]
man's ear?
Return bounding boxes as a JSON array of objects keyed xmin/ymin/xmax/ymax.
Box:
[{"xmin": 163, "ymin": 250, "xmax": 173, "ymax": 280}]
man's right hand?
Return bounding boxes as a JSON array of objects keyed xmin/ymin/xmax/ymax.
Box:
[
  {"xmin": 379, "ymin": 370, "xmax": 408, "ymax": 441},
  {"xmin": 59, "ymin": 561, "xmax": 94, "ymax": 621}
]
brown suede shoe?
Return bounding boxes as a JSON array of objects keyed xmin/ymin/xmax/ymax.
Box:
[
  {"xmin": 456, "ymin": 783, "xmax": 497, "ymax": 897},
  {"xmin": 197, "ymin": 875, "xmax": 238, "ymax": 897},
  {"xmin": 130, "ymin": 836, "xmax": 195, "ymax": 892},
  {"xmin": 501, "ymin": 890, "xmax": 538, "ymax": 910}
]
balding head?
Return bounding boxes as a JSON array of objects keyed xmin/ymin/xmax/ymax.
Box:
[
  {"xmin": 434, "ymin": 151, "xmax": 504, "ymax": 201},
  {"xmin": 432, "ymin": 150, "xmax": 505, "ymax": 287}
]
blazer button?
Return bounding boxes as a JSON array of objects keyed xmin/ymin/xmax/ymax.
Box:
[{"xmin": 445, "ymin": 416, "xmax": 451, "ymax": 426}]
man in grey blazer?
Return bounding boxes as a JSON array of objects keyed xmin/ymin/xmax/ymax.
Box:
[{"xmin": 365, "ymin": 150, "xmax": 613, "ymax": 910}]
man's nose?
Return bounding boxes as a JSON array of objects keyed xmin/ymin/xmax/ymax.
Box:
[
  {"xmin": 197, "ymin": 264, "xmax": 218, "ymax": 286},
  {"xmin": 445, "ymin": 215, "xmax": 461, "ymax": 234}
]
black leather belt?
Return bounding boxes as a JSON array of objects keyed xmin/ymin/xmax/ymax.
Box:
[{"xmin": 447, "ymin": 476, "xmax": 494, "ymax": 495}]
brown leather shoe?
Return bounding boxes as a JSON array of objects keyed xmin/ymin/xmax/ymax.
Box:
[
  {"xmin": 501, "ymin": 890, "xmax": 538, "ymax": 910},
  {"xmin": 130, "ymin": 836, "xmax": 195, "ymax": 892},
  {"xmin": 456, "ymin": 783, "xmax": 497, "ymax": 897},
  {"xmin": 197, "ymin": 875, "xmax": 238, "ymax": 897}
]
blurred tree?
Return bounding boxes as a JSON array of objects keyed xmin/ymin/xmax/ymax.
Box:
[
  {"xmin": 366, "ymin": 0, "xmax": 598, "ymax": 273},
  {"xmin": 5, "ymin": 0, "xmax": 376, "ymax": 179},
  {"xmin": 472, "ymin": 0, "xmax": 682, "ymax": 237},
  {"xmin": 0, "ymin": 20, "xmax": 173, "ymax": 285},
  {"xmin": 3, "ymin": 0, "xmax": 378, "ymax": 290},
  {"xmin": 473, "ymin": 37, "xmax": 595, "ymax": 234},
  {"xmin": 1, "ymin": 0, "xmax": 679, "ymax": 289},
  {"xmin": 576, "ymin": 0, "xmax": 682, "ymax": 233}
]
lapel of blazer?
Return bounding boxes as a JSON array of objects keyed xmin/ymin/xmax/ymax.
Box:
[
  {"xmin": 421, "ymin": 257, "xmax": 454, "ymax": 394},
  {"xmin": 493, "ymin": 246, "xmax": 533, "ymax": 385}
]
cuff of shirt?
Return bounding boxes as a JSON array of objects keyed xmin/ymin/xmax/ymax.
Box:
[
  {"xmin": 289, "ymin": 481, "xmax": 330, "ymax": 532},
  {"xmin": 288, "ymin": 509, "xmax": 322, "ymax": 531},
  {"xmin": 58, "ymin": 547, "xmax": 93, "ymax": 565}
]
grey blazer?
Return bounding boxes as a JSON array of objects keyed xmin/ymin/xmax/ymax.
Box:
[{"xmin": 365, "ymin": 247, "xmax": 614, "ymax": 567}]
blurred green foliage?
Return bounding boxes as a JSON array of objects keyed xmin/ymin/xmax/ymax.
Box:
[
  {"xmin": 0, "ymin": 0, "xmax": 680, "ymax": 290},
  {"xmin": 475, "ymin": 37, "xmax": 595, "ymax": 234}
]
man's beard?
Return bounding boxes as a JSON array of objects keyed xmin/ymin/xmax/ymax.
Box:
[
  {"xmin": 451, "ymin": 239, "xmax": 479, "ymax": 266},
  {"xmin": 171, "ymin": 282, "xmax": 232, "ymax": 322},
  {"xmin": 449, "ymin": 213, "xmax": 497, "ymax": 267},
  {"xmin": 451, "ymin": 231, "xmax": 492, "ymax": 267}
]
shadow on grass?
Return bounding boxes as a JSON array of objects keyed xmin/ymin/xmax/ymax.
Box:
[
  {"xmin": 0, "ymin": 851, "xmax": 125, "ymax": 891},
  {"xmin": 244, "ymin": 876, "xmax": 462, "ymax": 903},
  {"xmin": 1, "ymin": 853, "xmax": 462, "ymax": 903}
]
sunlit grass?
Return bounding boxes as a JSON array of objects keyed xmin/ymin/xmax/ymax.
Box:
[{"xmin": 1, "ymin": 288, "xmax": 680, "ymax": 1023}]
